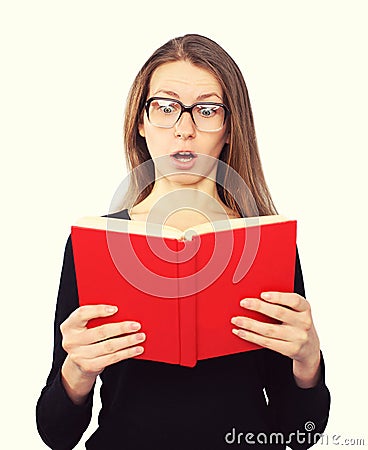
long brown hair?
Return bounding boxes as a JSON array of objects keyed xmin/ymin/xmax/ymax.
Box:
[{"xmin": 121, "ymin": 34, "xmax": 277, "ymax": 217}]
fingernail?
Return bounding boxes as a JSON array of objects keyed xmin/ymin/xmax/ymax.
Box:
[
  {"xmin": 240, "ymin": 299, "xmax": 250, "ymax": 307},
  {"xmin": 261, "ymin": 292, "xmax": 271, "ymax": 300},
  {"xmin": 106, "ymin": 306, "xmax": 118, "ymax": 313},
  {"xmin": 135, "ymin": 346, "xmax": 144, "ymax": 354},
  {"xmin": 231, "ymin": 317, "xmax": 240, "ymax": 326},
  {"xmin": 130, "ymin": 322, "xmax": 141, "ymax": 331}
]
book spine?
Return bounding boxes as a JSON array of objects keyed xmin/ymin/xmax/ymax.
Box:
[{"xmin": 177, "ymin": 239, "xmax": 198, "ymax": 367}]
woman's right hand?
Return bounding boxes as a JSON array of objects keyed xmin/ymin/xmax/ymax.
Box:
[{"xmin": 60, "ymin": 304, "xmax": 146, "ymax": 404}]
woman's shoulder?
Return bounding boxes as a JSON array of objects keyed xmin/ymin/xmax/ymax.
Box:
[{"xmin": 102, "ymin": 209, "xmax": 130, "ymax": 220}]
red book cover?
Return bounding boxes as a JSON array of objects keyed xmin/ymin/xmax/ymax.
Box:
[
  {"xmin": 71, "ymin": 216, "xmax": 296, "ymax": 367},
  {"xmin": 194, "ymin": 222, "xmax": 296, "ymax": 361}
]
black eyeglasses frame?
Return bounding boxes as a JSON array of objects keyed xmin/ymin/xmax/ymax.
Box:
[{"xmin": 144, "ymin": 96, "xmax": 231, "ymax": 132}]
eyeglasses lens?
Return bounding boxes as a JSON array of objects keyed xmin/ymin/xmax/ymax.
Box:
[{"xmin": 148, "ymin": 99, "xmax": 226, "ymax": 132}]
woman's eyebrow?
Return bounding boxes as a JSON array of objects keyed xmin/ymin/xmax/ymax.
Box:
[
  {"xmin": 152, "ymin": 89, "xmax": 223, "ymax": 101},
  {"xmin": 196, "ymin": 92, "xmax": 223, "ymax": 101},
  {"xmin": 152, "ymin": 89, "xmax": 179, "ymax": 98}
]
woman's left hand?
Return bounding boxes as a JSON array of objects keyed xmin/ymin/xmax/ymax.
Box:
[{"xmin": 231, "ymin": 292, "xmax": 321, "ymax": 388}]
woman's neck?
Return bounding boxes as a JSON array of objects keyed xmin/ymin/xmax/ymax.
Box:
[{"xmin": 128, "ymin": 176, "xmax": 240, "ymax": 229}]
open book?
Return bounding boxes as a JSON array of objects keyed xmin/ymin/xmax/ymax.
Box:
[{"xmin": 71, "ymin": 214, "xmax": 297, "ymax": 367}]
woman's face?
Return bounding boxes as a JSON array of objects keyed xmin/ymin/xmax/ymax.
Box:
[{"xmin": 138, "ymin": 60, "xmax": 230, "ymax": 184}]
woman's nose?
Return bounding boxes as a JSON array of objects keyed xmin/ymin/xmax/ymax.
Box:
[{"xmin": 174, "ymin": 111, "xmax": 196, "ymax": 139}]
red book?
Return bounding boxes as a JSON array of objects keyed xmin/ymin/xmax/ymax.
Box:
[{"xmin": 71, "ymin": 215, "xmax": 297, "ymax": 367}]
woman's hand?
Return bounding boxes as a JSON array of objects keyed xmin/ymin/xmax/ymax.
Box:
[
  {"xmin": 231, "ymin": 292, "xmax": 321, "ymax": 388},
  {"xmin": 60, "ymin": 304, "xmax": 146, "ymax": 404}
]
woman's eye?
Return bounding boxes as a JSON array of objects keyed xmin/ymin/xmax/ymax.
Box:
[
  {"xmin": 198, "ymin": 106, "xmax": 217, "ymax": 117},
  {"xmin": 159, "ymin": 104, "xmax": 177, "ymax": 114}
]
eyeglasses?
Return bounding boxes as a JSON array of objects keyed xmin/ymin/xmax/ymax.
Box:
[{"xmin": 144, "ymin": 97, "xmax": 230, "ymax": 132}]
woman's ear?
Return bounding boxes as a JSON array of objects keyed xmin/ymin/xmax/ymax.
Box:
[{"xmin": 138, "ymin": 123, "xmax": 145, "ymax": 138}]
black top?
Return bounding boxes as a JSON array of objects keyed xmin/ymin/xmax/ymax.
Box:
[{"xmin": 36, "ymin": 209, "xmax": 330, "ymax": 450}]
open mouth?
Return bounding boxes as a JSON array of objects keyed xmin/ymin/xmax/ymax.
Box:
[{"xmin": 171, "ymin": 151, "xmax": 197, "ymax": 162}]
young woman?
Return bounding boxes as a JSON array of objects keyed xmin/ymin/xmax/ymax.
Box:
[{"xmin": 36, "ymin": 34, "xmax": 330, "ymax": 449}]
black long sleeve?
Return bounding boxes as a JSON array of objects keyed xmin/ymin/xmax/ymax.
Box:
[
  {"xmin": 36, "ymin": 236, "xmax": 94, "ymax": 450},
  {"xmin": 36, "ymin": 213, "xmax": 330, "ymax": 450},
  {"xmin": 256, "ymin": 249, "xmax": 331, "ymax": 449}
]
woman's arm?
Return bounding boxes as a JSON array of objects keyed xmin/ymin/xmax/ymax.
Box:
[
  {"xmin": 36, "ymin": 235, "xmax": 94, "ymax": 449},
  {"xmin": 233, "ymin": 248, "xmax": 331, "ymax": 448},
  {"xmin": 257, "ymin": 347, "xmax": 330, "ymax": 449},
  {"xmin": 36, "ymin": 235, "xmax": 146, "ymax": 449}
]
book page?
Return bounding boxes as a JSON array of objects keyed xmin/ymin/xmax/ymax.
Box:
[
  {"xmin": 74, "ymin": 215, "xmax": 291, "ymax": 241},
  {"xmin": 182, "ymin": 215, "xmax": 290, "ymax": 240},
  {"xmin": 74, "ymin": 216, "xmax": 183, "ymax": 240}
]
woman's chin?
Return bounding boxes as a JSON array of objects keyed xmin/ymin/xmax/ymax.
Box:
[
  {"xmin": 153, "ymin": 154, "xmax": 219, "ymax": 185},
  {"xmin": 157, "ymin": 172, "xmax": 207, "ymax": 187}
]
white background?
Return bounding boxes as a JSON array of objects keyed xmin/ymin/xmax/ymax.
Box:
[{"xmin": 1, "ymin": 1, "xmax": 367, "ymax": 448}]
